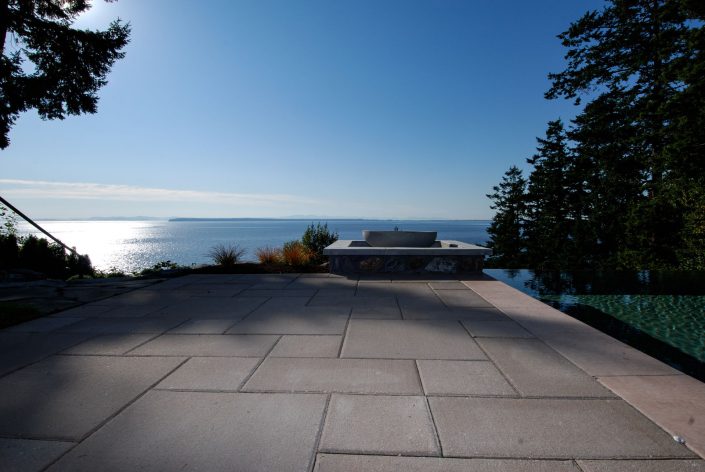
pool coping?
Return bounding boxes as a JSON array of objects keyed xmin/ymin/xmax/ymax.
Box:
[{"xmin": 464, "ymin": 278, "xmax": 705, "ymax": 459}]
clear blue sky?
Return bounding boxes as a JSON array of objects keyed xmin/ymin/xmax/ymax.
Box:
[{"xmin": 0, "ymin": 0, "xmax": 605, "ymax": 219}]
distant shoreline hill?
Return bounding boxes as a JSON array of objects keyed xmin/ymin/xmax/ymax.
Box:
[{"xmin": 168, "ymin": 217, "xmax": 491, "ymax": 222}]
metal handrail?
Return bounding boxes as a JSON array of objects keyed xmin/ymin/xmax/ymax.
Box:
[{"xmin": 0, "ymin": 195, "xmax": 78, "ymax": 255}]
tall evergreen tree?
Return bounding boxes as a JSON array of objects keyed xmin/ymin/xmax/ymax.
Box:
[
  {"xmin": 486, "ymin": 166, "xmax": 527, "ymax": 268},
  {"xmin": 524, "ymin": 119, "xmax": 573, "ymax": 269},
  {"xmin": 0, "ymin": 0, "xmax": 130, "ymax": 149},
  {"xmin": 545, "ymin": 0, "xmax": 705, "ymax": 269}
]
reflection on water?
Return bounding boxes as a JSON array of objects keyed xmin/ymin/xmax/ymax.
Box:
[
  {"xmin": 17, "ymin": 219, "xmax": 491, "ymax": 273},
  {"xmin": 17, "ymin": 221, "xmax": 174, "ymax": 273},
  {"xmin": 486, "ymin": 269, "xmax": 705, "ymax": 381}
]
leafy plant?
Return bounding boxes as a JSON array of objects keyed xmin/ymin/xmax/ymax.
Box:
[
  {"xmin": 301, "ymin": 222, "xmax": 338, "ymax": 263},
  {"xmin": 256, "ymin": 246, "xmax": 282, "ymax": 264},
  {"xmin": 208, "ymin": 244, "xmax": 246, "ymax": 267},
  {"xmin": 282, "ymin": 240, "xmax": 312, "ymax": 266},
  {"xmin": 0, "ymin": 204, "xmax": 18, "ymax": 235}
]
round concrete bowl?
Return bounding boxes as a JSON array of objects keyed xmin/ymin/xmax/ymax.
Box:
[{"xmin": 362, "ymin": 230, "xmax": 437, "ymax": 247}]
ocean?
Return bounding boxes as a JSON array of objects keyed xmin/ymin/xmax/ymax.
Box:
[{"xmin": 17, "ymin": 219, "xmax": 491, "ymax": 273}]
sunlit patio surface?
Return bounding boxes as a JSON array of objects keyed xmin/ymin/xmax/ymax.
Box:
[{"xmin": 1, "ymin": 273, "xmax": 704, "ymax": 471}]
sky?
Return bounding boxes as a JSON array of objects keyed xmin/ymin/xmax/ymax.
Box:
[{"xmin": 0, "ymin": 0, "xmax": 606, "ymax": 220}]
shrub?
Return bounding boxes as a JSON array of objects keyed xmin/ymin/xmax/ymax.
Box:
[
  {"xmin": 282, "ymin": 240, "xmax": 312, "ymax": 266},
  {"xmin": 208, "ymin": 243, "xmax": 246, "ymax": 267},
  {"xmin": 135, "ymin": 260, "xmax": 185, "ymax": 277},
  {"xmin": 256, "ymin": 246, "xmax": 282, "ymax": 264},
  {"xmin": 0, "ymin": 233, "xmax": 20, "ymax": 269},
  {"xmin": 301, "ymin": 222, "xmax": 338, "ymax": 263},
  {"xmin": 0, "ymin": 234, "xmax": 94, "ymax": 278}
]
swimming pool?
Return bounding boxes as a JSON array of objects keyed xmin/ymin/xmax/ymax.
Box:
[{"xmin": 485, "ymin": 269, "xmax": 705, "ymax": 381}]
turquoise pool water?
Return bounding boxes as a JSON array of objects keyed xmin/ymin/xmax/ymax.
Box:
[{"xmin": 485, "ymin": 270, "xmax": 705, "ymax": 380}]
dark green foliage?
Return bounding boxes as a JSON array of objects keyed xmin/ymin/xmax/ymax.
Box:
[
  {"xmin": 0, "ymin": 234, "xmax": 94, "ymax": 278},
  {"xmin": 0, "ymin": 0, "xmax": 130, "ymax": 148},
  {"xmin": 523, "ymin": 120, "xmax": 573, "ymax": 269},
  {"xmin": 301, "ymin": 222, "xmax": 338, "ymax": 264},
  {"xmin": 18, "ymin": 235, "xmax": 67, "ymax": 276},
  {"xmin": 0, "ymin": 233, "xmax": 19, "ymax": 267},
  {"xmin": 485, "ymin": 166, "xmax": 527, "ymax": 268},
  {"xmin": 487, "ymin": 0, "xmax": 705, "ymax": 270}
]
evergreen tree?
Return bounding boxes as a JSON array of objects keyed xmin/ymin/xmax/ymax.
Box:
[
  {"xmin": 523, "ymin": 119, "xmax": 573, "ymax": 269},
  {"xmin": 486, "ymin": 166, "xmax": 527, "ymax": 268},
  {"xmin": 545, "ymin": 0, "xmax": 705, "ymax": 269},
  {"xmin": 0, "ymin": 0, "xmax": 130, "ymax": 149}
]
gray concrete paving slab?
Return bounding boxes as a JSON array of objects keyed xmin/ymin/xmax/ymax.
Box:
[
  {"xmin": 320, "ymin": 394, "xmax": 439, "ymax": 456},
  {"xmin": 462, "ymin": 319, "xmax": 534, "ymax": 337},
  {"xmin": 62, "ymin": 333, "xmax": 157, "ymax": 355},
  {"xmin": 531, "ymin": 321, "xmax": 680, "ymax": 376},
  {"xmin": 402, "ymin": 305, "xmax": 506, "ymax": 321},
  {"xmin": 416, "ymin": 360, "xmax": 516, "ymax": 396},
  {"xmin": 244, "ymin": 358, "xmax": 422, "ymax": 394},
  {"xmin": 577, "ymin": 459, "xmax": 705, "ymax": 471},
  {"xmin": 5, "ymin": 317, "xmax": 84, "ymax": 333},
  {"xmin": 246, "ymin": 282, "xmax": 293, "ymax": 290},
  {"xmin": 156, "ymin": 357, "xmax": 260, "ymax": 390},
  {"xmin": 96, "ymin": 290, "xmax": 188, "ymax": 306},
  {"xmin": 397, "ymin": 296, "xmax": 447, "ymax": 311},
  {"xmin": 237, "ymin": 289, "xmax": 317, "ymax": 297},
  {"xmin": 287, "ymin": 278, "xmax": 357, "ymax": 290},
  {"xmin": 341, "ymin": 320, "xmax": 486, "ymax": 360},
  {"xmin": 314, "ymin": 454, "xmax": 581, "ymax": 472},
  {"xmin": 0, "ymin": 355, "xmax": 184, "ymax": 440},
  {"xmin": 49, "ymin": 304, "xmax": 117, "ymax": 317},
  {"xmin": 356, "ymin": 282, "xmax": 435, "ymax": 297},
  {"xmin": 598, "ymin": 375, "xmax": 705, "ymax": 458},
  {"xmin": 251, "ymin": 297, "xmax": 315, "ymax": 312},
  {"xmin": 129, "ymin": 334, "xmax": 278, "ymax": 357},
  {"xmin": 227, "ymin": 311, "xmax": 349, "ymax": 335},
  {"xmin": 56, "ymin": 317, "xmax": 186, "ymax": 334},
  {"xmin": 166, "ymin": 319, "xmax": 239, "ymax": 334},
  {"xmin": 428, "ymin": 281, "xmax": 468, "ymax": 290},
  {"xmin": 0, "ymin": 332, "xmax": 93, "ymax": 377},
  {"xmin": 351, "ymin": 305, "xmax": 402, "ymax": 319},
  {"xmin": 176, "ymin": 283, "xmax": 250, "ymax": 297},
  {"xmin": 0, "ymin": 438, "xmax": 75, "ymax": 472},
  {"xmin": 308, "ymin": 295, "xmax": 397, "ymax": 307},
  {"xmin": 147, "ymin": 297, "xmax": 267, "ymax": 318},
  {"xmin": 478, "ymin": 338, "xmax": 615, "ymax": 397},
  {"xmin": 315, "ymin": 288, "xmax": 357, "ymax": 297},
  {"xmin": 250, "ymin": 301, "xmax": 351, "ymax": 316},
  {"xmin": 429, "ymin": 397, "xmax": 695, "ymax": 458},
  {"xmin": 78, "ymin": 303, "xmax": 166, "ymax": 317},
  {"xmin": 434, "ymin": 289, "xmax": 495, "ymax": 308},
  {"xmin": 270, "ymin": 335, "xmax": 342, "ymax": 357},
  {"xmin": 47, "ymin": 391, "xmax": 327, "ymax": 472}
]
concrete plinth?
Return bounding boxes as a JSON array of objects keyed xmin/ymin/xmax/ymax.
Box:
[{"xmin": 323, "ymin": 240, "xmax": 491, "ymax": 275}]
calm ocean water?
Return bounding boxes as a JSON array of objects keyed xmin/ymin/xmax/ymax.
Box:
[{"xmin": 18, "ymin": 219, "xmax": 491, "ymax": 273}]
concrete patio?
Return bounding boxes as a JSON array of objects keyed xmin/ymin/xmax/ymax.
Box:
[{"xmin": 1, "ymin": 273, "xmax": 704, "ymax": 471}]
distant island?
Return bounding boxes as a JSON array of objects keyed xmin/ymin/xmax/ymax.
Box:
[{"xmin": 168, "ymin": 217, "xmax": 490, "ymax": 222}]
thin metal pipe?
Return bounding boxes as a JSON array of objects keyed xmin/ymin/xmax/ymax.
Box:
[{"xmin": 0, "ymin": 195, "xmax": 78, "ymax": 255}]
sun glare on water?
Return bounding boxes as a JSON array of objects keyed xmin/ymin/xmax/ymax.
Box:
[{"xmin": 18, "ymin": 220, "xmax": 164, "ymax": 274}]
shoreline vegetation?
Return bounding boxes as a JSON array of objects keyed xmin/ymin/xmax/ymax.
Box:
[{"xmin": 0, "ymin": 221, "xmax": 339, "ymax": 282}]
